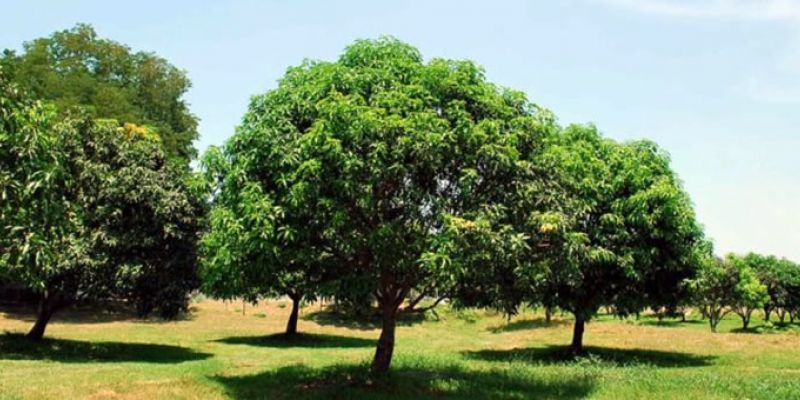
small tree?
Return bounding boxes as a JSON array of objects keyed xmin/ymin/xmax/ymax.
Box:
[
  {"xmin": 728, "ymin": 254, "xmax": 769, "ymax": 329},
  {"xmin": 748, "ymin": 253, "xmax": 800, "ymax": 323},
  {"xmin": 726, "ymin": 254, "xmax": 769, "ymax": 329},
  {"xmin": 689, "ymin": 257, "xmax": 735, "ymax": 332},
  {"xmin": 690, "ymin": 254, "xmax": 768, "ymax": 332}
]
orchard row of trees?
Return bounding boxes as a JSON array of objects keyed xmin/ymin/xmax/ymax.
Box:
[
  {"xmin": 691, "ymin": 253, "xmax": 800, "ymax": 331},
  {"xmin": 2, "ymin": 26, "xmax": 799, "ymax": 375}
]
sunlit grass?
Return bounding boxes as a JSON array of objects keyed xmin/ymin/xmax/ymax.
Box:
[{"xmin": 1, "ymin": 300, "xmax": 798, "ymax": 399}]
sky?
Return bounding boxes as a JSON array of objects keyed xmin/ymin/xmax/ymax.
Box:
[{"xmin": 2, "ymin": 0, "xmax": 798, "ymax": 261}]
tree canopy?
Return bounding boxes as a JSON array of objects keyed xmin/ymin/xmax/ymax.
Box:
[
  {"xmin": 448, "ymin": 124, "xmax": 706, "ymax": 352},
  {"xmin": 0, "ymin": 74, "xmax": 203, "ymax": 339},
  {"xmin": 545, "ymin": 125, "xmax": 703, "ymax": 351},
  {"xmin": 200, "ymin": 37, "xmax": 557, "ymax": 373},
  {"xmin": 690, "ymin": 254, "xmax": 768, "ymax": 331},
  {"xmin": 745, "ymin": 252, "xmax": 800, "ymax": 323},
  {"xmin": 1, "ymin": 24, "xmax": 198, "ymax": 161}
]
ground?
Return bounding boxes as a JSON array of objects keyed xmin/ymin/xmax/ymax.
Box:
[{"xmin": 0, "ymin": 299, "xmax": 798, "ymax": 399}]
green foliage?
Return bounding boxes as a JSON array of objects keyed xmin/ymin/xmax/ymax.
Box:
[
  {"xmin": 727, "ymin": 255, "xmax": 769, "ymax": 325},
  {"xmin": 0, "ymin": 71, "xmax": 75, "ymax": 292},
  {"xmin": 540, "ymin": 125, "xmax": 704, "ymax": 322},
  {"xmin": 1, "ymin": 24, "xmax": 198, "ymax": 161},
  {"xmin": 453, "ymin": 122, "xmax": 706, "ymax": 351},
  {"xmin": 0, "ymin": 76, "xmax": 203, "ymax": 337},
  {"xmin": 745, "ymin": 252, "xmax": 800, "ymax": 322},
  {"xmin": 689, "ymin": 254, "xmax": 769, "ymax": 331},
  {"xmin": 200, "ymin": 36, "xmax": 554, "ymax": 371}
]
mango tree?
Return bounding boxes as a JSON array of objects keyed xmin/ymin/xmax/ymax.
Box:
[
  {"xmin": 728, "ymin": 254, "xmax": 769, "ymax": 329},
  {"xmin": 535, "ymin": 125, "xmax": 703, "ymax": 353},
  {"xmin": 0, "ymin": 76, "xmax": 203, "ymax": 339},
  {"xmin": 200, "ymin": 37, "xmax": 553, "ymax": 373},
  {"xmin": 200, "ymin": 146, "xmax": 330, "ymax": 335}
]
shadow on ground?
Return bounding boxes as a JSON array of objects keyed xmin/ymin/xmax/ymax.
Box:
[
  {"xmin": 636, "ymin": 319, "xmax": 704, "ymax": 328},
  {"xmin": 463, "ymin": 345, "xmax": 715, "ymax": 368},
  {"xmin": 730, "ymin": 322, "xmax": 799, "ymax": 334},
  {"xmin": 488, "ymin": 318, "xmax": 570, "ymax": 333},
  {"xmin": 214, "ymin": 332, "xmax": 374, "ymax": 348},
  {"xmin": 0, "ymin": 304, "xmax": 194, "ymax": 324},
  {"xmin": 212, "ymin": 362, "xmax": 595, "ymax": 399},
  {"xmin": 303, "ymin": 309, "xmax": 425, "ymax": 331},
  {"xmin": 0, "ymin": 334, "xmax": 211, "ymax": 363}
]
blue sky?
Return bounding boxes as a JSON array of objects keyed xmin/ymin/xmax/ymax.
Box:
[{"xmin": 3, "ymin": 0, "xmax": 798, "ymax": 261}]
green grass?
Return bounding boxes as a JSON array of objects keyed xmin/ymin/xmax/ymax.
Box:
[{"xmin": 1, "ymin": 301, "xmax": 799, "ymax": 399}]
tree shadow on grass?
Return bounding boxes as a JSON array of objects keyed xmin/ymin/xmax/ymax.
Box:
[
  {"xmin": 0, "ymin": 333, "xmax": 211, "ymax": 363},
  {"xmin": 730, "ymin": 323, "xmax": 799, "ymax": 334},
  {"xmin": 212, "ymin": 362, "xmax": 595, "ymax": 400},
  {"xmin": 214, "ymin": 332, "xmax": 374, "ymax": 349},
  {"xmin": 303, "ymin": 309, "xmax": 425, "ymax": 331},
  {"xmin": 0, "ymin": 304, "xmax": 194, "ymax": 324},
  {"xmin": 488, "ymin": 318, "xmax": 570, "ymax": 333},
  {"xmin": 637, "ymin": 319, "xmax": 704, "ymax": 328},
  {"xmin": 464, "ymin": 345, "xmax": 715, "ymax": 368}
]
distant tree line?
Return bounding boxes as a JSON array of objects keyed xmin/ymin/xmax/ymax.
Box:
[{"xmin": 691, "ymin": 252, "xmax": 800, "ymax": 331}]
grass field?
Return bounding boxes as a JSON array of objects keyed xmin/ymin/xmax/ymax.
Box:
[{"xmin": 1, "ymin": 300, "xmax": 799, "ymax": 399}]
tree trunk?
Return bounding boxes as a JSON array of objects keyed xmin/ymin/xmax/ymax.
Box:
[
  {"xmin": 709, "ymin": 308, "xmax": 720, "ymax": 333},
  {"xmin": 285, "ymin": 294, "xmax": 301, "ymax": 335},
  {"xmin": 764, "ymin": 306, "xmax": 771, "ymax": 321},
  {"xmin": 741, "ymin": 311, "xmax": 750, "ymax": 330},
  {"xmin": 371, "ymin": 302, "xmax": 398, "ymax": 374},
  {"xmin": 778, "ymin": 308, "xmax": 786, "ymax": 323},
  {"xmin": 570, "ymin": 315, "xmax": 586, "ymax": 354},
  {"xmin": 26, "ymin": 292, "xmax": 59, "ymax": 340},
  {"xmin": 544, "ymin": 306, "xmax": 552, "ymax": 323}
]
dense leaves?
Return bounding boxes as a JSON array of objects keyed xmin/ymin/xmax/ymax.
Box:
[
  {"xmin": 448, "ymin": 124, "xmax": 706, "ymax": 352},
  {"xmin": 1, "ymin": 24, "xmax": 198, "ymax": 161},
  {"xmin": 689, "ymin": 254, "xmax": 768, "ymax": 331},
  {"xmin": 0, "ymin": 75, "xmax": 203, "ymax": 339},
  {"xmin": 200, "ymin": 37, "xmax": 555, "ymax": 372},
  {"xmin": 746, "ymin": 253, "xmax": 800, "ymax": 323}
]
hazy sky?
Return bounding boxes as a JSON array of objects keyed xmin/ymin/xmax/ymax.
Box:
[{"xmin": 3, "ymin": 0, "xmax": 798, "ymax": 261}]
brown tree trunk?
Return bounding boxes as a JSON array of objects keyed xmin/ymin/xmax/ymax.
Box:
[
  {"xmin": 570, "ymin": 315, "xmax": 585, "ymax": 354},
  {"xmin": 544, "ymin": 306, "xmax": 552, "ymax": 323},
  {"xmin": 371, "ymin": 299, "xmax": 399, "ymax": 374},
  {"xmin": 27, "ymin": 292, "xmax": 59, "ymax": 341},
  {"xmin": 285, "ymin": 294, "xmax": 301, "ymax": 335},
  {"xmin": 764, "ymin": 306, "xmax": 771, "ymax": 321},
  {"xmin": 709, "ymin": 308, "xmax": 720, "ymax": 333},
  {"xmin": 741, "ymin": 310, "xmax": 750, "ymax": 330}
]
